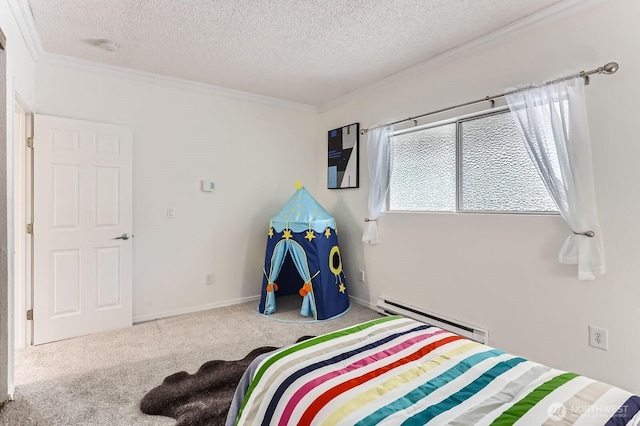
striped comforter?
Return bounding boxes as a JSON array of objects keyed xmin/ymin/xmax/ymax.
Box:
[{"xmin": 236, "ymin": 316, "xmax": 640, "ymax": 425}]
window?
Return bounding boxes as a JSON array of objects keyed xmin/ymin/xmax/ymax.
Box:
[{"xmin": 389, "ymin": 108, "xmax": 559, "ymax": 213}]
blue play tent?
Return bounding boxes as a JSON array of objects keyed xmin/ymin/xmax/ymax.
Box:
[{"xmin": 259, "ymin": 184, "xmax": 349, "ymax": 321}]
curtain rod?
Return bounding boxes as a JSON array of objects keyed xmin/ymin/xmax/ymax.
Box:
[{"xmin": 360, "ymin": 61, "xmax": 619, "ymax": 135}]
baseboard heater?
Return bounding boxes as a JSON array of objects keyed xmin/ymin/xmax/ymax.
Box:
[{"xmin": 376, "ymin": 296, "xmax": 489, "ymax": 344}]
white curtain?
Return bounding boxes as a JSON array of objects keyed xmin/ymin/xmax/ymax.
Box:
[
  {"xmin": 362, "ymin": 125, "xmax": 393, "ymax": 244},
  {"xmin": 506, "ymin": 77, "xmax": 605, "ymax": 280}
]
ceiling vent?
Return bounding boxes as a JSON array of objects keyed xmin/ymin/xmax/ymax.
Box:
[{"xmin": 96, "ymin": 39, "xmax": 119, "ymax": 52}]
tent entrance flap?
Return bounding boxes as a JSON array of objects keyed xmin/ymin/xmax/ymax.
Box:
[
  {"xmin": 262, "ymin": 240, "xmax": 317, "ymax": 319},
  {"xmin": 275, "ymin": 254, "xmax": 303, "ymax": 296}
]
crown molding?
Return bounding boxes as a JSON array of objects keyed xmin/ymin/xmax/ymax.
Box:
[
  {"xmin": 7, "ymin": 0, "xmax": 609, "ymax": 113},
  {"xmin": 7, "ymin": 0, "xmax": 44, "ymax": 60},
  {"xmin": 8, "ymin": 0, "xmax": 316, "ymax": 112},
  {"xmin": 319, "ymin": 0, "xmax": 611, "ymax": 113},
  {"xmin": 39, "ymin": 53, "xmax": 318, "ymax": 112}
]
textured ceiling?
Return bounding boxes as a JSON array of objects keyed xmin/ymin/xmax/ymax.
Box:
[{"xmin": 27, "ymin": 0, "xmax": 565, "ymax": 106}]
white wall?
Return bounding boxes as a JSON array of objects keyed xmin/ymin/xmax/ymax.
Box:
[
  {"xmin": 317, "ymin": 0, "xmax": 640, "ymax": 394},
  {"xmin": 35, "ymin": 62, "xmax": 318, "ymax": 321},
  {"xmin": 0, "ymin": 0, "xmax": 36, "ymax": 401}
]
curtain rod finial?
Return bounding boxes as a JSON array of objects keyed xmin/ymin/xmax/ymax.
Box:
[{"xmin": 603, "ymin": 62, "xmax": 619, "ymax": 74}]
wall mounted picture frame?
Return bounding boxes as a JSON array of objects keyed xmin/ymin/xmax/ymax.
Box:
[{"xmin": 328, "ymin": 123, "xmax": 359, "ymax": 189}]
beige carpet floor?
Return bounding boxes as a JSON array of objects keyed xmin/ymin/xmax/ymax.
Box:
[{"xmin": 0, "ymin": 299, "xmax": 380, "ymax": 425}]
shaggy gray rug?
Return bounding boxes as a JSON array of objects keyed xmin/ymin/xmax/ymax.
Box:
[{"xmin": 141, "ymin": 337, "xmax": 313, "ymax": 426}]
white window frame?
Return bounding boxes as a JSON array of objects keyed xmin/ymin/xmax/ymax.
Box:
[{"xmin": 389, "ymin": 106, "xmax": 560, "ymax": 215}]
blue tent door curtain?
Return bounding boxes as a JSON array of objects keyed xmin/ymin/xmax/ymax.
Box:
[{"xmin": 259, "ymin": 185, "xmax": 350, "ymax": 321}]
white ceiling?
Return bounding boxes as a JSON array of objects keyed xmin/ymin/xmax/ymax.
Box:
[{"xmin": 27, "ymin": 0, "xmax": 565, "ymax": 106}]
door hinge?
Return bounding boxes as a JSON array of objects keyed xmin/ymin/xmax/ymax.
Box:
[
  {"xmin": 26, "ymin": 223, "xmax": 33, "ymax": 234},
  {"xmin": 26, "ymin": 309, "xmax": 33, "ymax": 321},
  {"xmin": 26, "ymin": 137, "xmax": 33, "ymax": 148}
]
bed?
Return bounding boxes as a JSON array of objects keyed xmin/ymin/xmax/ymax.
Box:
[{"xmin": 228, "ymin": 315, "xmax": 640, "ymax": 425}]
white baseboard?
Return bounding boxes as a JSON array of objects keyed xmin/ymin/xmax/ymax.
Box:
[
  {"xmin": 134, "ymin": 294, "xmax": 374, "ymax": 324},
  {"xmin": 349, "ymin": 295, "xmax": 377, "ymax": 311},
  {"xmin": 133, "ymin": 295, "xmax": 261, "ymax": 324}
]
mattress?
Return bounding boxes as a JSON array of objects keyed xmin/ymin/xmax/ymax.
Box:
[{"xmin": 233, "ymin": 316, "xmax": 640, "ymax": 425}]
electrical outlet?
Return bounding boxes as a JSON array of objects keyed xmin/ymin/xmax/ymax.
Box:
[
  {"xmin": 206, "ymin": 273, "xmax": 214, "ymax": 285},
  {"xmin": 357, "ymin": 270, "xmax": 365, "ymax": 282},
  {"xmin": 589, "ymin": 325, "xmax": 608, "ymax": 350}
]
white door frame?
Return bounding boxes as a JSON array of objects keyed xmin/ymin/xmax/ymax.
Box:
[
  {"xmin": 13, "ymin": 95, "xmax": 32, "ymax": 349},
  {"xmin": 0, "ymin": 25, "xmax": 10, "ymax": 402}
]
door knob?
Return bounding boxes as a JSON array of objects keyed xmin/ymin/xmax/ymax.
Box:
[{"xmin": 114, "ymin": 233, "xmax": 132, "ymax": 240}]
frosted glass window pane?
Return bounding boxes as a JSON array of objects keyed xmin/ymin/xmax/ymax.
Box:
[
  {"xmin": 390, "ymin": 124, "xmax": 456, "ymax": 211},
  {"xmin": 460, "ymin": 112, "xmax": 557, "ymax": 212}
]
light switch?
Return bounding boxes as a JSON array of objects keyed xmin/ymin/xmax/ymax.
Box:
[
  {"xmin": 201, "ymin": 180, "xmax": 214, "ymax": 192},
  {"xmin": 167, "ymin": 208, "xmax": 176, "ymax": 218}
]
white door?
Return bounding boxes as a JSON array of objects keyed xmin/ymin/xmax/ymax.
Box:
[{"xmin": 33, "ymin": 115, "xmax": 133, "ymax": 344}]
